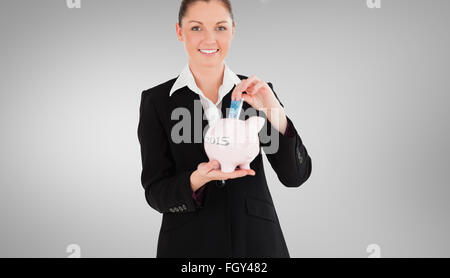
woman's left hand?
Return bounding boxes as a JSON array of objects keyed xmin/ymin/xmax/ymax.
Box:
[{"xmin": 231, "ymin": 75, "xmax": 281, "ymax": 111}]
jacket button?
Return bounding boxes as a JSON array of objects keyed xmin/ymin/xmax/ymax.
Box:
[{"xmin": 216, "ymin": 180, "xmax": 226, "ymax": 188}]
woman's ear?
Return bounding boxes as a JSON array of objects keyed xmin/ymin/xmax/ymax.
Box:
[{"xmin": 176, "ymin": 23, "xmax": 184, "ymax": 42}]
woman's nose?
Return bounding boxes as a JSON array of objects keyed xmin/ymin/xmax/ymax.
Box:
[{"xmin": 203, "ymin": 30, "xmax": 216, "ymax": 43}]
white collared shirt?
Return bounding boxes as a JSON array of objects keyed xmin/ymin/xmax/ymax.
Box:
[{"xmin": 169, "ymin": 62, "xmax": 242, "ymax": 126}]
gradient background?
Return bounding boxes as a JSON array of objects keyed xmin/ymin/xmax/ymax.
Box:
[{"xmin": 1, "ymin": 0, "xmax": 449, "ymax": 258}]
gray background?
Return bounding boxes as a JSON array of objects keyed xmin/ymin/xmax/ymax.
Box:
[{"xmin": 1, "ymin": 0, "xmax": 449, "ymax": 258}]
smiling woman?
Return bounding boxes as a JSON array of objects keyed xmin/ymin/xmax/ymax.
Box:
[
  {"xmin": 176, "ymin": 0, "xmax": 236, "ymax": 72},
  {"xmin": 137, "ymin": 0, "xmax": 312, "ymax": 258}
]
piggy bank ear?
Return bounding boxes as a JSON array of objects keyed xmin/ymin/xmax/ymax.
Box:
[{"xmin": 245, "ymin": 116, "xmax": 266, "ymax": 133}]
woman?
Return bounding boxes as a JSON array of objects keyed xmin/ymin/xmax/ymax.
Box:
[{"xmin": 138, "ymin": 0, "xmax": 312, "ymax": 258}]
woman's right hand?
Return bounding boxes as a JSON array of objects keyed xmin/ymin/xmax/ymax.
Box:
[{"xmin": 190, "ymin": 160, "xmax": 255, "ymax": 192}]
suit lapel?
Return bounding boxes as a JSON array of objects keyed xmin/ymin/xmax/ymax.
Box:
[
  {"xmin": 168, "ymin": 87, "xmax": 208, "ymax": 159},
  {"xmin": 220, "ymin": 85, "xmax": 233, "ymax": 119}
]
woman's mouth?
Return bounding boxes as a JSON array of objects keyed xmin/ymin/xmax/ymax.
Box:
[{"xmin": 199, "ymin": 49, "xmax": 219, "ymax": 56}]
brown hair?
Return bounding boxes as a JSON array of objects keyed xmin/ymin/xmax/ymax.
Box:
[{"xmin": 178, "ymin": 0, "xmax": 235, "ymax": 27}]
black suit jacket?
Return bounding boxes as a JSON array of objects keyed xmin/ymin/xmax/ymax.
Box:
[{"xmin": 137, "ymin": 74, "xmax": 312, "ymax": 258}]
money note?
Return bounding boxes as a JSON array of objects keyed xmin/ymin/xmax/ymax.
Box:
[{"xmin": 228, "ymin": 99, "xmax": 243, "ymax": 119}]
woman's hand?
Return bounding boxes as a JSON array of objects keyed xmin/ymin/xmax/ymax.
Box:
[
  {"xmin": 231, "ymin": 75, "xmax": 289, "ymax": 135},
  {"xmin": 190, "ymin": 160, "xmax": 255, "ymax": 192},
  {"xmin": 231, "ymin": 75, "xmax": 281, "ymax": 111}
]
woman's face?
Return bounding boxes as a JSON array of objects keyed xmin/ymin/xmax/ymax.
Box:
[{"xmin": 176, "ymin": 0, "xmax": 235, "ymax": 68}]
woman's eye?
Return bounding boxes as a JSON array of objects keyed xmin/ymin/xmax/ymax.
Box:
[{"xmin": 191, "ymin": 26, "xmax": 227, "ymax": 31}]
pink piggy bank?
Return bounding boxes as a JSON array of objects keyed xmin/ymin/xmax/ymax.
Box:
[{"xmin": 204, "ymin": 116, "xmax": 266, "ymax": 173}]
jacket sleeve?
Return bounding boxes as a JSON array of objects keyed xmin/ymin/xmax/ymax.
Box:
[
  {"xmin": 260, "ymin": 82, "xmax": 312, "ymax": 187},
  {"xmin": 192, "ymin": 185, "xmax": 206, "ymax": 207},
  {"xmin": 137, "ymin": 90, "xmax": 201, "ymax": 214}
]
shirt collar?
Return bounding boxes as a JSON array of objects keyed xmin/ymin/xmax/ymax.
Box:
[{"xmin": 169, "ymin": 62, "xmax": 242, "ymax": 103}]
